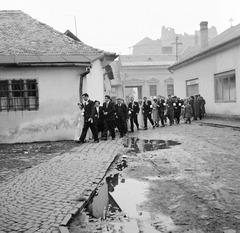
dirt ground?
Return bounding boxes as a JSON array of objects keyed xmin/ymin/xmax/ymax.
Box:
[
  {"xmin": 1, "ymin": 120, "xmax": 240, "ymax": 233},
  {"xmin": 0, "ymin": 140, "xmax": 77, "ymax": 184},
  {"xmin": 69, "ymin": 122, "xmax": 240, "ymax": 233}
]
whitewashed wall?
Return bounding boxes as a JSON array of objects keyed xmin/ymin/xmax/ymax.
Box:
[{"xmin": 0, "ymin": 67, "xmax": 85, "ymax": 143}]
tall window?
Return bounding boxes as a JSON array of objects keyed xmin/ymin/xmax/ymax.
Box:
[
  {"xmin": 167, "ymin": 84, "xmax": 174, "ymax": 96},
  {"xmin": 215, "ymin": 70, "xmax": 236, "ymax": 102},
  {"xmin": 149, "ymin": 85, "xmax": 157, "ymax": 97},
  {"xmin": 186, "ymin": 78, "xmax": 199, "ymax": 97},
  {"xmin": 0, "ymin": 79, "xmax": 39, "ymax": 111}
]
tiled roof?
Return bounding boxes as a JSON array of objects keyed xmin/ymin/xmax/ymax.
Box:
[
  {"xmin": 0, "ymin": 10, "xmax": 116, "ymax": 61},
  {"xmin": 169, "ymin": 23, "xmax": 240, "ymax": 69}
]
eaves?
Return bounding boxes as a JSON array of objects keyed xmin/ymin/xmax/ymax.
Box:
[{"xmin": 168, "ymin": 35, "xmax": 240, "ymax": 71}]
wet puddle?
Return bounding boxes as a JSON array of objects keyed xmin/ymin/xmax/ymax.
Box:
[
  {"xmin": 123, "ymin": 137, "xmax": 181, "ymax": 153},
  {"xmin": 81, "ymin": 158, "xmax": 178, "ymax": 233}
]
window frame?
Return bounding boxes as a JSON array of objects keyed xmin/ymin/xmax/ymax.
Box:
[
  {"xmin": 149, "ymin": 84, "xmax": 157, "ymax": 97},
  {"xmin": 214, "ymin": 70, "xmax": 236, "ymax": 103},
  {"xmin": 0, "ymin": 79, "xmax": 39, "ymax": 112}
]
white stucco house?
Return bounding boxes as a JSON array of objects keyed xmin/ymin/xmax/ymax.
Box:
[
  {"xmin": 0, "ymin": 10, "xmax": 117, "ymax": 143},
  {"xmin": 168, "ymin": 22, "xmax": 240, "ymax": 118}
]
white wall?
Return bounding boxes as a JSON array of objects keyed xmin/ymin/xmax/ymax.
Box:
[
  {"xmin": 84, "ymin": 60, "xmax": 105, "ymax": 103},
  {"xmin": 0, "ymin": 67, "xmax": 85, "ymax": 143},
  {"xmin": 173, "ymin": 44, "xmax": 240, "ymax": 116}
]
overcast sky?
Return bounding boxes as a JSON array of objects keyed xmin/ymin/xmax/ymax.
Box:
[{"xmin": 2, "ymin": 0, "xmax": 240, "ymax": 54}]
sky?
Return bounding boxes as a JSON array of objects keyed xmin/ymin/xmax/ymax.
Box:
[{"xmin": 2, "ymin": 0, "xmax": 240, "ymax": 55}]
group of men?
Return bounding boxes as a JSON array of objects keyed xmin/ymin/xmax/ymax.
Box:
[{"xmin": 77, "ymin": 93, "xmax": 206, "ymax": 143}]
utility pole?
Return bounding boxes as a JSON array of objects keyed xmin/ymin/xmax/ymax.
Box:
[
  {"xmin": 74, "ymin": 15, "xmax": 78, "ymax": 37},
  {"xmin": 229, "ymin": 18, "xmax": 234, "ymax": 27},
  {"xmin": 171, "ymin": 36, "xmax": 182, "ymax": 61}
]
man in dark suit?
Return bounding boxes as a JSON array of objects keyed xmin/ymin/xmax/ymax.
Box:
[
  {"xmin": 157, "ymin": 95, "xmax": 167, "ymax": 127},
  {"xmin": 128, "ymin": 97, "xmax": 140, "ymax": 132},
  {"xmin": 79, "ymin": 93, "xmax": 99, "ymax": 143},
  {"xmin": 102, "ymin": 95, "xmax": 116, "ymax": 140},
  {"xmin": 94, "ymin": 100, "xmax": 104, "ymax": 138},
  {"xmin": 115, "ymin": 98, "xmax": 128, "ymax": 137},
  {"xmin": 142, "ymin": 96, "xmax": 155, "ymax": 129}
]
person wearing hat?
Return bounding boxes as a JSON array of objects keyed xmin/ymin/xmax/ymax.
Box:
[{"xmin": 78, "ymin": 93, "xmax": 99, "ymax": 143}]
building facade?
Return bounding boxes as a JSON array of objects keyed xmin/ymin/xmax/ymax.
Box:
[
  {"xmin": 0, "ymin": 10, "xmax": 117, "ymax": 143},
  {"xmin": 169, "ymin": 22, "xmax": 240, "ymax": 118}
]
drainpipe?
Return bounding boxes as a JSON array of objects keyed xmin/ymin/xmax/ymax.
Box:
[{"xmin": 79, "ymin": 67, "xmax": 91, "ymax": 103}]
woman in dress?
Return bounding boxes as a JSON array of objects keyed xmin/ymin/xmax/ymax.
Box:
[
  {"xmin": 138, "ymin": 100, "xmax": 144, "ymax": 129},
  {"xmin": 152, "ymin": 98, "xmax": 159, "ymax": 127}
]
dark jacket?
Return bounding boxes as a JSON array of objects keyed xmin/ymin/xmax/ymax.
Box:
[
  {"xmin": 128, "ymin": 101, "xmax": 140, "ymax": 116},
  {"xmin": 115, "ymin": 103, "xmax": 128, "ymax": 121},
  {"xmin": 142, "ymin": 100, "xmax": 153, "ymax": 115},
  {"xmin": 102, "ymin": 101, "xmax": 116, "ymax": 121},
  {"xmin": 157, "ymin": 99, "xmax": 166, "ymax": 112},
  {"xmin": 94, "ymin": 106, "xmax": 103, "ymax": 123},
  {"xmin": 83, "ymin": 100, "xmax": 95, "ymax": 122}
]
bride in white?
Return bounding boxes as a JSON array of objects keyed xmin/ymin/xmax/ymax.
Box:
[
  {"xmin": 138, "ymin": 100, "xmax": 144, "ymax": 129},
  {"xmin": 74, "ymin": 103, "xmax": 92, "ymax": 141}
]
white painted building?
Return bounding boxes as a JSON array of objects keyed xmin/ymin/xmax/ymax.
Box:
[
  {"xmin": 169, "ymin": 22, "xmax": 240, "ymax": 118},
  {"xmin": 0, "ymin": 11, "xmax": 117, "ymax": 143}
]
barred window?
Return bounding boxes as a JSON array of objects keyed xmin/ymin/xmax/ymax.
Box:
[
  {"xmin": 215, "ymin": 70, "xmax": 236, "ymax": 102},
  {"xmin": 0, "ymin": 79, "xmax": 39, "ymax": 111}
]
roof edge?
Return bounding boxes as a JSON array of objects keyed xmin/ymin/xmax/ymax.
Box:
[{"xmin": 168, "ymin": 35, "xmax": 240, "ymax": 70}]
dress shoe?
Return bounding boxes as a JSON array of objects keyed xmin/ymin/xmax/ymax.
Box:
[{"xmin": 94, "ymin": 140, "xmax": 99, "ymax": 143}]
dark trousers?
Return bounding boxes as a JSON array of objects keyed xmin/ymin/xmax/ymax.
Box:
[
  {"xmin": 95, "ymin": 119, "xmax": 104, "ymax": 137},
  {"xmin": 159, "ymin": 110, "xmax": 165, "ymax": 126},
  {"xmin": 116, "ymin": 116, "xmax": 126, "ymax": 136},
  {"xmin": 79, "ymin": 121, "xmax": 98, "ymax": 142},
  {"xmin": 130, "ymin": 114, "xmax": 139, "ymax": 132},
  {"xmin": 102, "ymin": 120, "xmax": 115, "ymax": 139},
  {"xmin": 174, "ymin": 111, "xmax": 181, "ymax": 124},
  {"xmin": 143, "ymin": 113, "xmax": 154, "ymax": 128},
  {"xmin": 168, "ymin": 109, "xmax": 174, "ymax": 125}
]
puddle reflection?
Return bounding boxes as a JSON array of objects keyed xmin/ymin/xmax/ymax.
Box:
[
  {"xmin": 124, "ymin": 137, "xmax": 181, "ymax": 153},
  {"xmin": 86, "ymin": 159, "xmax": 178, "ymax": 232}
]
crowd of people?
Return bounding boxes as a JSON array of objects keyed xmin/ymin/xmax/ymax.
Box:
[{"xmin": 74, "ymin": 93, "xmax": 206, "ymax": 143}]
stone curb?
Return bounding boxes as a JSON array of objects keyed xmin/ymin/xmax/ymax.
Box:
[{"xmin": 58, "ymin": 153, "xmax": 122, "ymax": 232}]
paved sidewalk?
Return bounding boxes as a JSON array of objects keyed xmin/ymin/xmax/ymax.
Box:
[
  {"xmin": 0, "ymin": 139, "xmax": 125, "ymax": 233},
  {"xmin": 200, "ymin": 117, "xmax": 240, "ymax": 128}
]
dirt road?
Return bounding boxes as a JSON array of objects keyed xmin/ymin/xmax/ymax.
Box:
[{"xmin": 70, "ymin": 121, "xmax": 240, "ymax": 233}]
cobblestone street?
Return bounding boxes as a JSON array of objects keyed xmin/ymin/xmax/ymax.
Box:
[
  {"xmin": 0, "ymin": 139, "xmax": 124, "ymax": 233},
  {"xmin": 0, "ymin": 118, "xmax": 240, "ymax": 233}
]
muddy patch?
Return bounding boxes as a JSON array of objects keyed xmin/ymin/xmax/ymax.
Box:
[{"xmin": 123, "ymin": 137, "xmax": 181, "ymax": 154}]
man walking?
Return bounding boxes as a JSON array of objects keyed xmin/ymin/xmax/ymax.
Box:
[
  {"xmin": 142, "ymin": 97, "xmax": 155, "ymax": 129},
  {"xmin": 157, "ymin": 95, "xmax": 166, "ymax": 127},
  {"xmin": 166, "ymin": 95, "xmax": 174, "ymax": 126},
  {"xmin": 102, "ymin": 95, "xmax": 116, "ymax": 140},
  {"xmin": 115, "ymin": 98, "xmax": 128, "ymax": 137},
  {"xmin": 128, "ymin": 97, "xmax": 140, "ymax": 132},
  {"xmin": 79, "ymin": 93, "xmax": 99, "ymax": 143},
  {"xmin": 94, "ymin": 100, "xmax": 104, "ymax": 138}
]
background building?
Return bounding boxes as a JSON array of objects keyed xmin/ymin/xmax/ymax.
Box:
[
  {"xmin": 111, "ymin": 25, "xmax": 217, "ymax": 103},
  {"xmin": 169, "ymin": 21, "xmax": 240, "ymax": 118}
]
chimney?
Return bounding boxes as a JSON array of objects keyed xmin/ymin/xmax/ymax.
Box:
[{"xmin": 200, "ymin": 21, "xmax": 208, "ymax": 49}]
